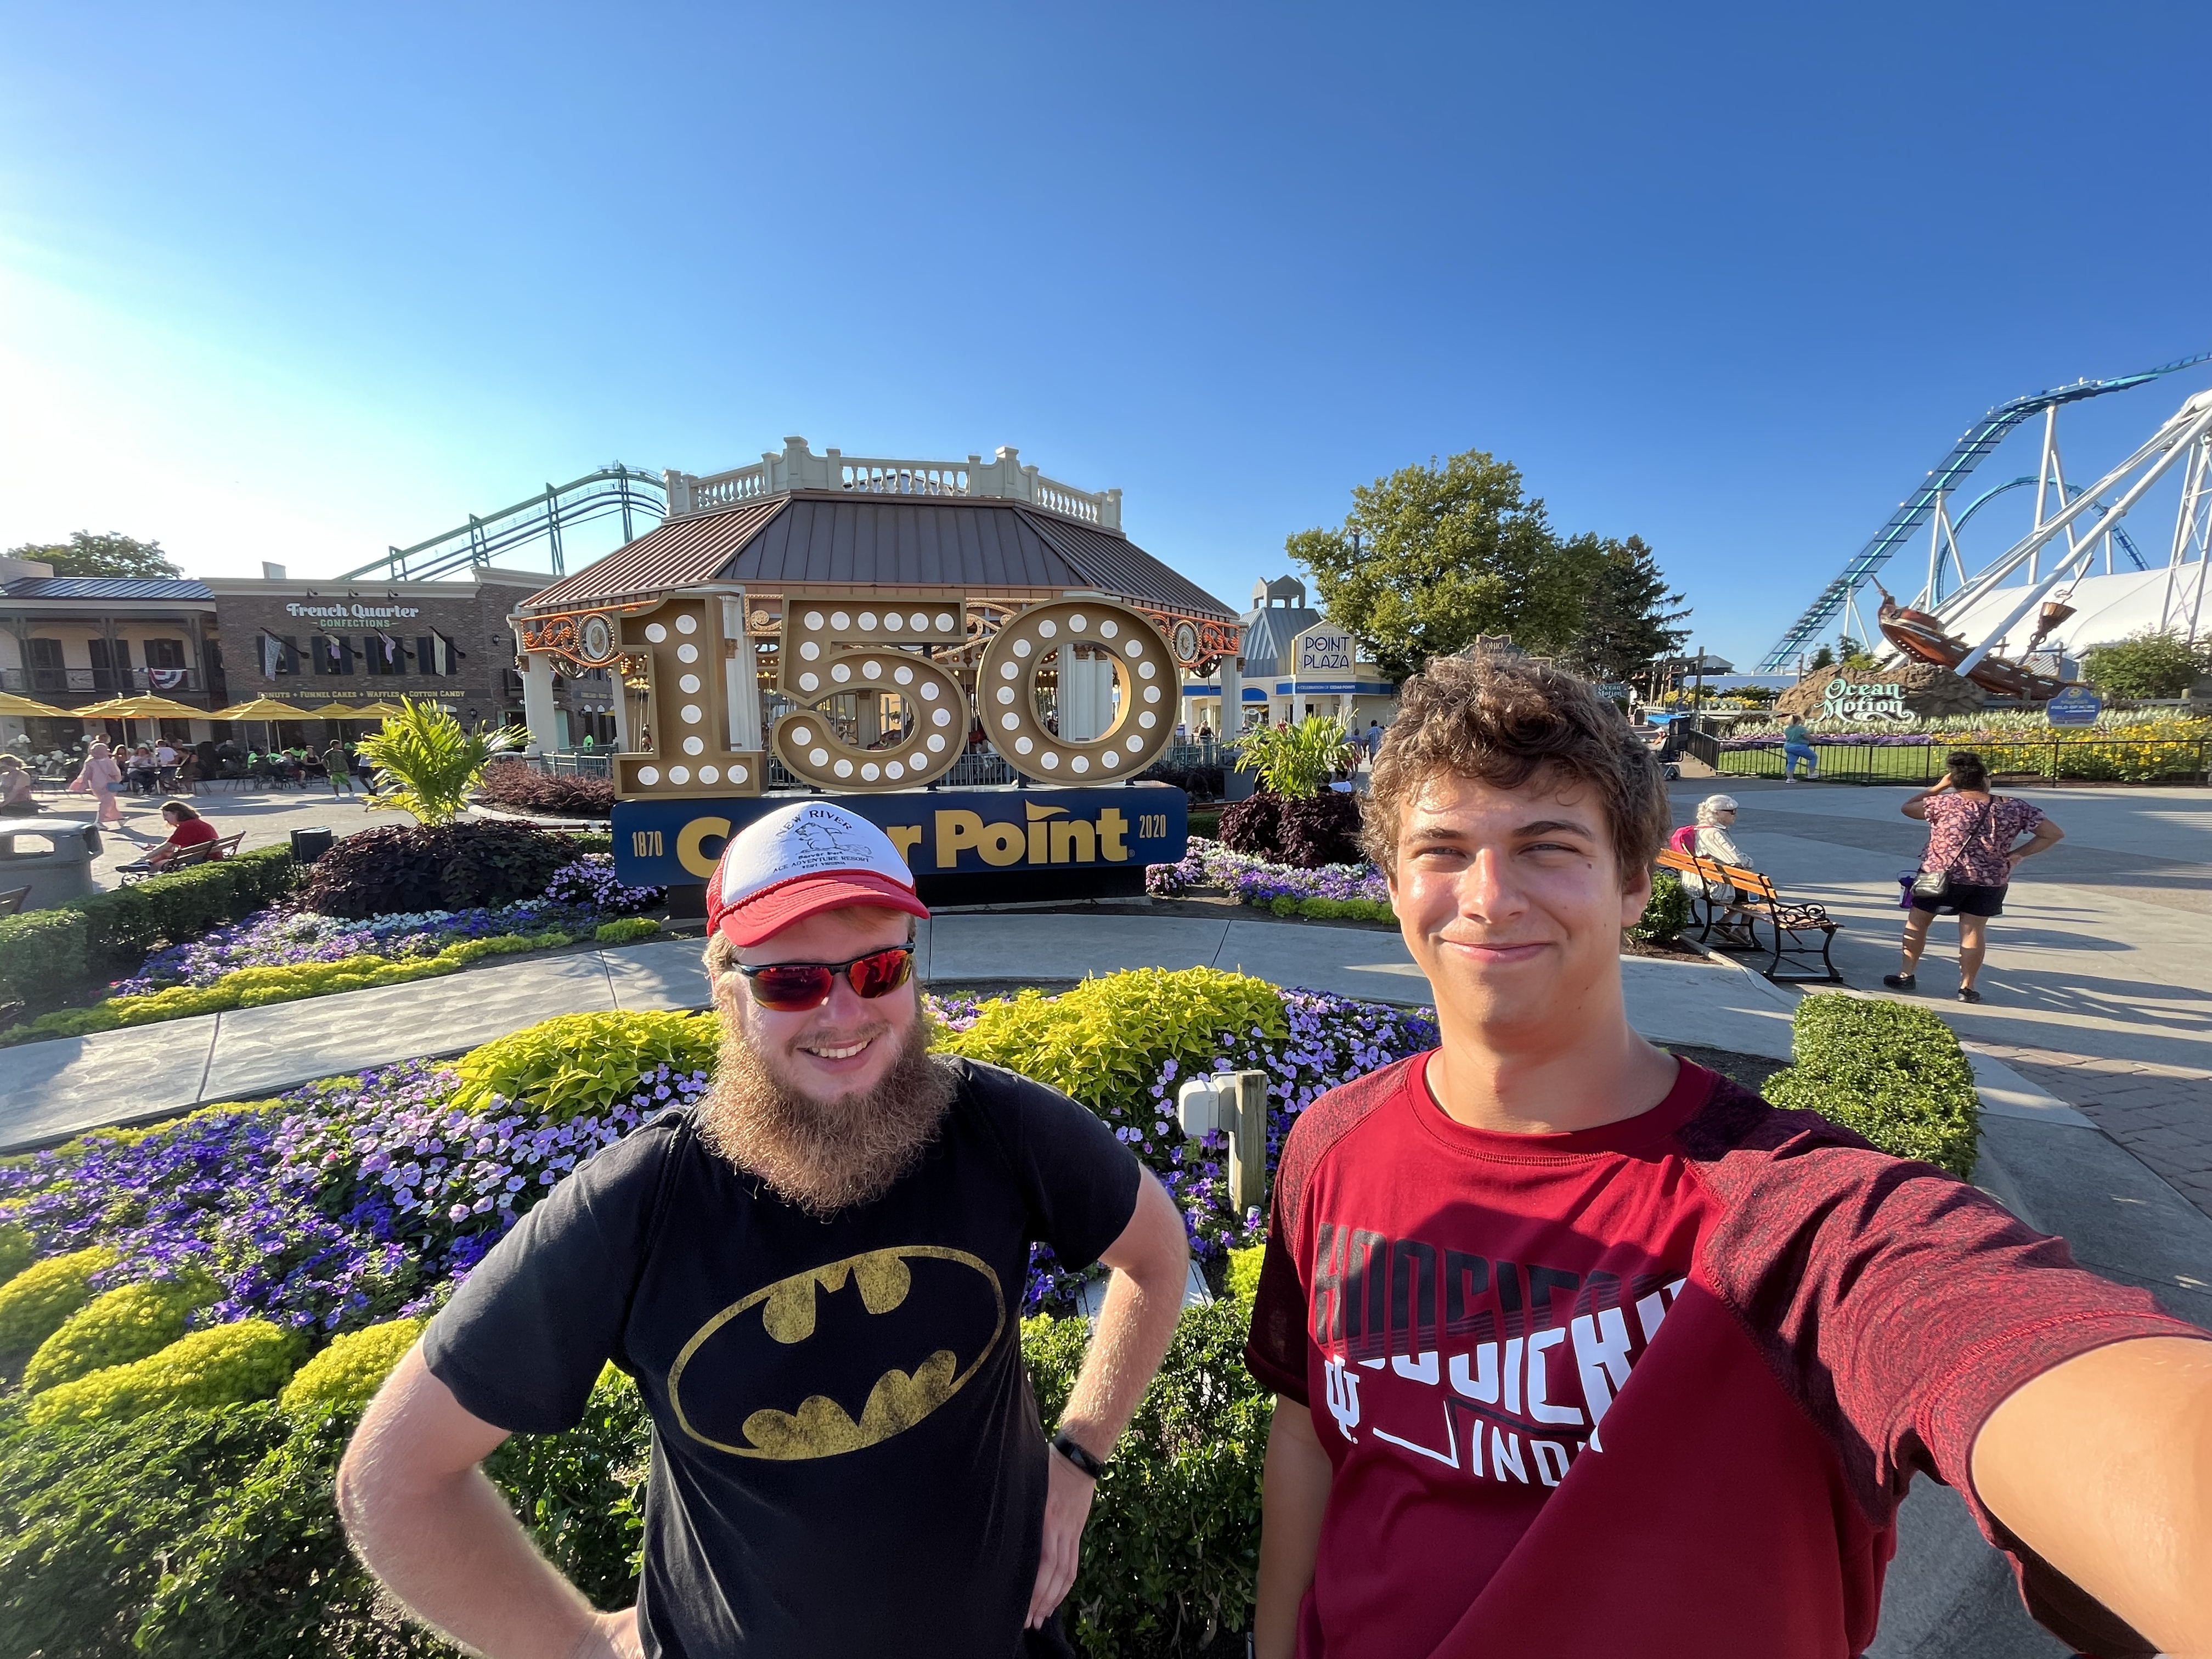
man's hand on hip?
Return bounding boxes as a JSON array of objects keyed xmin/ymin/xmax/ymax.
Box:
[{"xmin": 1028, "ymin": 1445, "xmax": 1097, "ymax": 1628}]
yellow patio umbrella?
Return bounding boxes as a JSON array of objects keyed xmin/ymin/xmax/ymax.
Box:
[
  {"xmin": 72, "ymin": 694, "xmax": 206, "ymax": 721},
  {"xmin": 208, "ymin": 698, "xmax": 319, "ymax": 721},
  {"xmin": 0, "ymin": 691, "xmax": 70, "ymax": 719},
  {"xmin": 347, "ymin": 701, "xmax": 413, "ymax": 719}
]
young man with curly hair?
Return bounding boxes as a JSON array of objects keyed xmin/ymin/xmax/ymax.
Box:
[{"xmin": 1246, "ymin": 653, "xmax": 2210, "ymax": 1658}]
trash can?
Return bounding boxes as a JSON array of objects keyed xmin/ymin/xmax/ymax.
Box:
[
  {"xmin": 0, "ymin": 817, "xmax": 103, "ymax": 911},
  {"xmin": 290, "ymin": 826, "xmax": 335, "ymax": 865}
]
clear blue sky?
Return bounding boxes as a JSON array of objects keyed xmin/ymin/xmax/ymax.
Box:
[{"xmin": 3, "ymin": 2, "xmax": 2208, "ymax": 669}]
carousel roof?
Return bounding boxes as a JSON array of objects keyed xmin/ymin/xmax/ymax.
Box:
[{"xmin": 518, "ymin": 494, "xmax": 1234, "ymax": 621}]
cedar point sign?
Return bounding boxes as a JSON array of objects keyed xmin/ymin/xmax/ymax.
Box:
[{"xmin": 509, "ymin": 439, "xmax": 1237, "ymax": 898}]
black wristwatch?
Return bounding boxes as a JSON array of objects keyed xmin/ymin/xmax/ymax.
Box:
[{"xmin": 1050, "ymin": 1430, "xmax": 1107, "ymax": 1481}]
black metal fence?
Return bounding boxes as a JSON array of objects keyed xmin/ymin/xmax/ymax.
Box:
[{"xmin": 1704, "ymin": 735, "xmax": 2208, "ymax": 786}]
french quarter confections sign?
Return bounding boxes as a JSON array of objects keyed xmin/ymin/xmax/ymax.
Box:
[{"xmin": 1820, "ymin": 678, "xmax": 1914, "ymax": 723}]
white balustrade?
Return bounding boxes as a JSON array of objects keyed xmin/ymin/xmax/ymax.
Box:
[{"xmin": 663, "ymin": 438, "xmax": 1120, "ymax": 530}]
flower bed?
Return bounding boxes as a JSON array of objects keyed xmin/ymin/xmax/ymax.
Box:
[
  {"xmin": 0, "ymin": 856, "xmax": 666, "ymax": 1048},
  {"xmin": 1147, "ymin": 837, "xmax": 1395, "ymax": 920}
]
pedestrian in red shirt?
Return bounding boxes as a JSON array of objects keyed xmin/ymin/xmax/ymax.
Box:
[{"xmin": 1246, "ymin": 654, "xmax": 2210, "ymax": 1659}]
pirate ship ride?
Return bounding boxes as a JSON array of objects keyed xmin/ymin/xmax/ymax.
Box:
[{"xmin": 1871, "ymin": 582, "xmax": 2076, "ymax": 700}]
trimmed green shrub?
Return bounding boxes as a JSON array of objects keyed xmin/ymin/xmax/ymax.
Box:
[
  {"xmin": 279, "ymin": 1317, "xmax": 422, "ymax": 1419},
  {"xmin": 28, "ymin": 1319, "xmax": 300, "ymax": 1428},
  {"xmin": 2, "ymin": 929, "xmax": 577, "ymax": 1046},
  {"xmin": 1630, "ymin": 869, "xmax": 1692, "ymax": 943},
  {"xmin": 0, "ymin": 844, "xmax": 297, "ymax": 1011},
  {"xmin": 1763, "ymin": 993, "xmax": 1981, "ymax": 1177},
  {"xmin": 939, "ymin": 968, "xmax": 1287, "ymax": 1120},
  {"xmin": 0, "ymin": 1224, "xmax": 33, "ymax": 1290},
  {"xmin": 1224, "ymin": 1244, "xmax": 1265, "ymax": 1305},
  {"xmin": 0, "ymin": 1400, "xmax": 298, "ymax": 1658},
  {"xmin": 0, "ymin": 1246, "xmax": 119, "ymax": 1359},
  {"xmin": 449, "ymin": 1009, "xmax": 720, "ymax": 1120},
  {"xmin": 594, "ymin": 916, "xmax": 662, "ymax": 944},
  {"xmin": 1026, "ymin": 1304, "xmax": 1271, "ymax": 1656},
  {"xmin": 483, "ymin": 1363, "xmax": 651, "ymax": 1610},
  {"xmin": 23, "ymin": 1278, "xmax": 204, "ymax": 1394},
  {"xmin": 563, "ymin": 831, "xmax": 613, "ymax": 856},
  {"xmin": 300, "ymin": 820, "xmax": 571, "ymax": 919},
  {"xmin": 131, "ymin": 1409, "xmax": 458, "ymax": 1659}
]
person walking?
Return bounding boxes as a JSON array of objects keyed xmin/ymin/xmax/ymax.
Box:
[
  {"xmin": 1884, "ymin": 750, "xmax": 2063, "ymax": 1003},
  {"xmin": 1781, "ymin": 716, "xmax": 1819, "ymax": 782},
  {"xmin": 324, "ymin": 738, "xmax": 357, "ymax": 797},
  {"xmin": 69, "ymin": 740, "xmax": 126, "ymax": 828},
  {"xmin": 340, "ymin": 804, "xmax": 1191, "ymax": 1657},
  {"xmin": 1245, "ymin": 659, "xmax": 2210, "ymax": 1659}
]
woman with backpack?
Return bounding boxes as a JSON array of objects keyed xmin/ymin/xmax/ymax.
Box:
[{"xmin": 1885, "ymin": 751, "xmax": 2064, "ymax": 1003}]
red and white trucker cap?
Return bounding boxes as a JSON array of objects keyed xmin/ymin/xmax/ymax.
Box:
[{"xmin": 706, "ymin": 802, "xmax": 930, "ymax": 949}]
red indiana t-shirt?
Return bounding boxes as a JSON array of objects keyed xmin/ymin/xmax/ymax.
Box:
[{"xmin": 1245, "ymin": 1054, "xmax": 2205, "ymax": 1659}]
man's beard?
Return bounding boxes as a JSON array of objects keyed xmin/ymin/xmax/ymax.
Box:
[{"xmin": 696, "ymin": 1010, "xmax": 955, "ymax": 1218}]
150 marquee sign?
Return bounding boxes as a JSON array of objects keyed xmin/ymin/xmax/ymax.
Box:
[{"xmin": 589, "ymin": 589, "xmax": 1183, "ymax": 802}]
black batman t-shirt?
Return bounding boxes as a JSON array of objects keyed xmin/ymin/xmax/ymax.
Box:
[{"xmin": 421, "ymin": 1056, "xmax": 1142, "ymax": 1658}]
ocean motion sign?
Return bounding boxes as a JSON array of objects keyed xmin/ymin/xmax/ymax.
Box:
[
  {"xmin": 1820, "ymin": 678, "xmax": 1915, "ymax": 724},
  {"xmin": 611, "ymin": 589, "xmax": 1182, "ymax": 800}
]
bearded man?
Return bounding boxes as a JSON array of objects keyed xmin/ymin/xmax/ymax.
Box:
[{"xmin": 341, "ymin": 802, "xmax": 1190, "ymax": 1658}]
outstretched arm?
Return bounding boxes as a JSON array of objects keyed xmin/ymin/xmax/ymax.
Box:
[
  {"xmin": 338, "ymin": 1345, "xmax": 640, "ymax": 1659},
  {"xmin": 1973, "ymin": 1335, "xmax": 2212, "ymax": 1656},
  {"xmin": 1030, "ymin": 1166, "xmax": 1190, "ymax": 1628}
]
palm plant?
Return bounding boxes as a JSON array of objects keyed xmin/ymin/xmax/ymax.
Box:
[
  {"xmin": 1228, "ymin": 716, "xmax": 1361, "ymax": 798},
  {"xmin": 359, "ymin": 698, "xmax": 527, "ymax": 825}
]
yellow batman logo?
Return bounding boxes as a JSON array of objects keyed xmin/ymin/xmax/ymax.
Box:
[{"xmin": 667, "ymin": 1245, "xmax": 1005, "ymax": 1460}]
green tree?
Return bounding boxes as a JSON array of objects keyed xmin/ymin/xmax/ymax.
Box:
[
  {"xmin": 2080, "ymin": 630, "xmax": 2212, "ymax": 699},
  {"xmin": 1808, "ymin": 645, "xmax": 1836, "ymax": 672},
  {"xmin": 1565, "ymin": 534, "xmax": 1690, "ymax": 682},
  {"xmin": 6, "ymin": 531, "xmax": 181, "ymax": 579},
  {"xmin": 1287, "ymin": 450, "xmax": 1600, "ymax": 681}
]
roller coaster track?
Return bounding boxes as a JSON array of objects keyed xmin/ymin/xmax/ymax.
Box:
[
  {"xmin": 339, "ymin": 466, "xmax": 667, "ymax": 583},
  {"xmin": 1757, "ymin": 350, "xmax": 2212, "ymax": 671}
]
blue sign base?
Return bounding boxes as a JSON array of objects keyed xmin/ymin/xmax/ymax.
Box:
[{"xmin": 613, "ymin": 784, "xmax": 1189, "ymax": 906}]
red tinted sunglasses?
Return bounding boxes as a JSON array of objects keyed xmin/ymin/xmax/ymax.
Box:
[{"xmin": 733, "ymin": 944, "xmax": 915, "ymax": 1012}]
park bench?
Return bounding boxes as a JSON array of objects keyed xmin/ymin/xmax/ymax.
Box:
[
  {"xmin": 1655, "ymin": 847, "xmax": 1842, "ymax": 985},
  {"xmin": 117, "ymin": 831, "xmax": 245, "ymax": 884}
]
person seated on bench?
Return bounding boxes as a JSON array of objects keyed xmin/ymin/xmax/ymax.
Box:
[
  {"xmin": 1687, "ymin": 794, "xmax": 1760, "ymax": 944},
  {"xmin": 134, "ymin": 802, "xmax": 223, "ymax": 873}
]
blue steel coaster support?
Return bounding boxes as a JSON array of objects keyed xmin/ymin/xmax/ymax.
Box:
[{"xmin": 1758, "ymin": 351, "xmax": 2212, "ymax": 672}]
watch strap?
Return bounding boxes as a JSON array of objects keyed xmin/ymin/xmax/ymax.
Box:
[{"xmin": 1050, "ymin": 1430, "xmax": 1107, "ymax": 1480}]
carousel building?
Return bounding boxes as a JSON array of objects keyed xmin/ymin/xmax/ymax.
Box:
[{"xmin": 510, "ymin": 437, "xmax": 1240, "ymax": 795}]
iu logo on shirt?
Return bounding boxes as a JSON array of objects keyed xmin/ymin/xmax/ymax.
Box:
[{"xmin": 1310, "ymin": 1221, "xmax": 1685, "ymax": 1486}]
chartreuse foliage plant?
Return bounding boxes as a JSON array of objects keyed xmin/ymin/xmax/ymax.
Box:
[
  {"xmin": 1224, "ymin": 1244, "xmax": 1266, "ymax": 1304},
  {"xmin": 0, "ymin": 1223, "xmax": 32, "ymax": 1289},
  {"xmin": 0, "ymin": 1245, "xmax": 118, "ymax": 1359},
  {"xmin": 1, "ymin": 929, "xmax": 574, "ymax": 1046},
  {"xmin": 594, "ymin": 916, "xmax": 662, "ymax": 945},
  {"xmin": 1763, "ymin": 994, "xmax": 1982, "ymax": 1178},
  {"xmin": 23, "ymin": 1277, "xmax": 210, "ymax": 1394},
  {"xmin": 279, "ymin": 1316, "xmax": 423, "ymax": 1419},
  {"xmin": 1268, "ymin": 895, "xmax": 1395, "ymax": 923},
  {"xmin": 937, "ymin": 967, "xmax": 1288, "ymax": 1120},
  {"xmin": 27, "ymin": 1319, "xmax": 300, "ymax": 1428},
  {"xmin": 450, "ymin": 1008, "xmax": 721, "ymax": 1120},
  {"xmin": 360, "ymin": 696, "xmax": 527, "ymax": 825}
]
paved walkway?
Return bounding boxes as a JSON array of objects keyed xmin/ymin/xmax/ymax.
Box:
[
  {"xmin": 33, "ymin": 786, "xmax": 411, "ymax": 891},
  {"xmin": 1683, "ymin": 778, "xmax": 2212, "ymax": 1220},
  {"xmin": 0, "ymin": 916, "xmax": 1807, "ymax": 1151}
]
